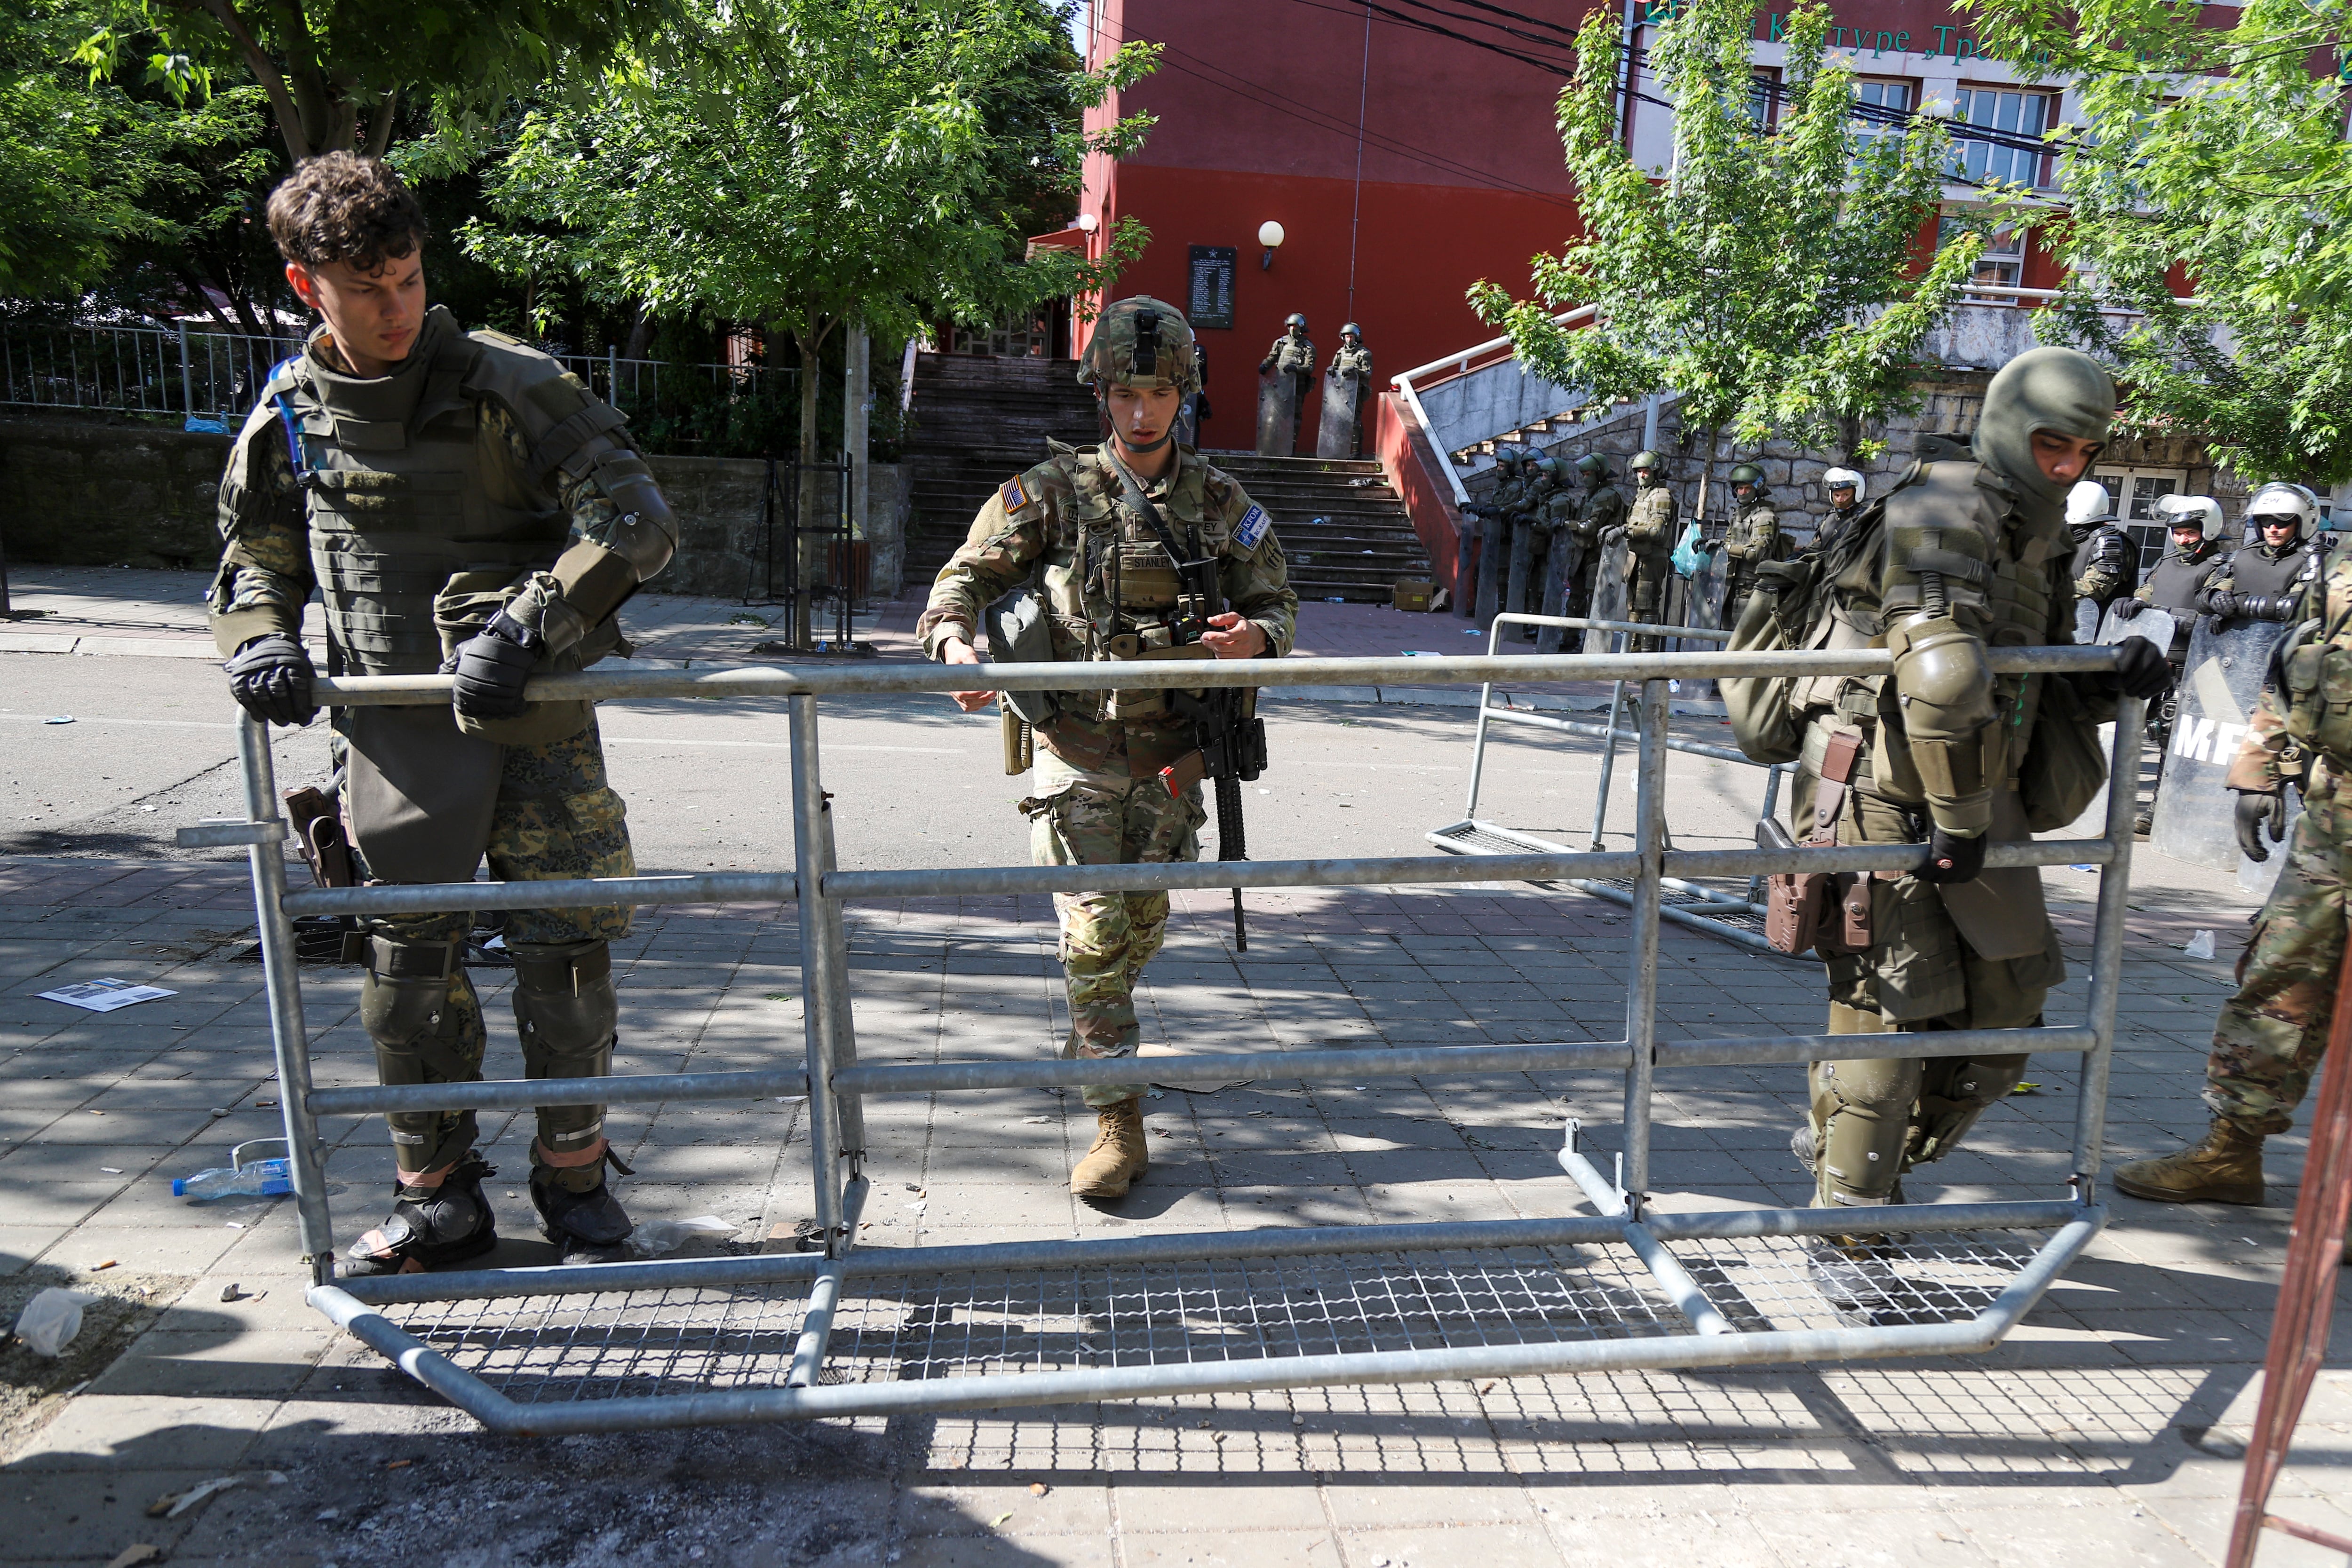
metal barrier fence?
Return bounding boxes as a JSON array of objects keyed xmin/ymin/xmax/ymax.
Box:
[
  {"xmin": 188, "ymin": 643, "xmax": 2140, "ymax": 1433},
  {"xmin": 1431, "ymin": 614, "xmax": 1791, "ymax": 954},
  {"xmin": 0, "ymin": 321, "xmax": 793, "ymax": 431}
]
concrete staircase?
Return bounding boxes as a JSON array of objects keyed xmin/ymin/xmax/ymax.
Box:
[{"xmin": 898, "ymin": 353, "xmax": 1429, "ymax": 603}]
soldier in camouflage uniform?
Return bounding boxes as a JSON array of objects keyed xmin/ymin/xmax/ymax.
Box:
[
  {"xmin": 2115, "ymin": 499, "xmax": 2352, "ymax": 1206},
  {"xmin": 1325, "ymin": 325, "xmax": 1373, "ymax": 459},
  {"xmin": 922, "ymin": 297, "xmax": 1298, "ymax": 1200},
  {"xmin": 211, "ymin": 156, "xmax": 677, "ymax": 1274},
  {"xmin": 1504, "ymin": 456, "xmax": 1560, "ymax": 637},
  {"xmin": 1259, "ymin": 313, "xmax": 1316, "ymax": 456},
  {"xmin": 1722, "ymin": 462, "xmax": 1781, "ymax": 626},
  {"xmin": 1613, "ymin": 450, "xmax": 1678, "ymax": 650},
  {"xmin": 1727, "ymin": 348, "xmax": 2168, "ymax": 1221},
  {"xmin": 1569, "ymin": 453, "xmax": 1627, "ymax": 623}
]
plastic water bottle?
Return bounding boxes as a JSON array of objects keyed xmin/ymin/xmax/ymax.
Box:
[{"xmin": 173, "ymin": 1159, "xmax": 294, "ymax": 1199}]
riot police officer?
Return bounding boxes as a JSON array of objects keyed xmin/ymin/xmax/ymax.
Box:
[
  {"xmin": 214, "ymin": 154, "xmax": 678, "ymax": 1274},
  {"xmin": 922, "ymin": 297, "xmax": 1298, "ymax": 1199},
  {"xmin": 1817, "ymin": 467, "xmax": 1867, "ymax": 553},
  {"xmin": 1505, "ymin": 454, "xmax": 1561, "ymax": 636},
  {"xmin": 1258, "ymin": 313, "xmax": 1315, "ymax": 455},
  {"xmin": 2201, "ymin": 483, "xmax": 2324, "ymax": 630},
  {"xmin": 1472, "ymin": 448, "xmax": 1532, "ymax": 626},
  {"xmin": 1611, "ymin": 450, "xmax": 1677, "ymax": 651},
  {"xmin": 1722, "ymin": 462, "xmax": 1781, "ymax": 625},
  {"xmin": 2066, "ymin": 480, "xmax": 2139, "ymax": 618},
  {"xmin": 1726, "ymin": 348, "xmax": 2168, "ymax": 1227},
  {"xmin": 1321, "ymin": 324, "xmax": 1373, "ymax": 458}
]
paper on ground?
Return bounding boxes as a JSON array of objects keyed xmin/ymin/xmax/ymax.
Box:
[{"xmin": 39, "ymin": 978, "xmax": 177, "ymax": 1013}]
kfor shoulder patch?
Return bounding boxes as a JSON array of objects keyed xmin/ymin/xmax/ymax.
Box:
[
  {"xmin": 999, "ymin": 475, "xmax": 1033, "ymax": 514},
  {"xmin": 1235, "ymin": 503, "xmax": 1271, "ymax": 550}
]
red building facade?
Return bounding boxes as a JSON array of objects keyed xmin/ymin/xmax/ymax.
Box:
[{"xmin": 1074, "ymin": 0, "xmax": 2068, "ymax": 453}]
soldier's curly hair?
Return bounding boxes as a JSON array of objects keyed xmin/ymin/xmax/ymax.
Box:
[{"xmin": 265, "ymin": 153, "xmax": 429, "ymax": 273}]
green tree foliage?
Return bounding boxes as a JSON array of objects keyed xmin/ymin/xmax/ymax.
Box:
[
  {"xmin": 463, "ymin": 0, "xmax": 1156, "ymax": 467},
  {"xmin": 1968, "ymin": 0, "xmax": 2352, "ymax": 485},
  {"xmin": 1470, "ymin": 0, "xmax": 1978, "ymax": 468},
  {"xmin": 73, "ymin": 0, "xmax": 678, "ymax": 161},
  {"xmin": 2, "ymin": 2, "xmax": 271, "ymax": 301}
]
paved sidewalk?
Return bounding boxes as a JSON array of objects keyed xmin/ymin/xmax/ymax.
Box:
[{"xmin": 2, "ymin": 839, "xmax": 2347, "ymax": 1566}]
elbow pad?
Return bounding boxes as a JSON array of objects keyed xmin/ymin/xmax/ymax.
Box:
[
  {"xmin": 599, "ymin": 465, "xmax": 679, "ymax": 581},
  {"xmin": 1887, "ymin": 610, "xmax": 1995, "ymax": 740}
]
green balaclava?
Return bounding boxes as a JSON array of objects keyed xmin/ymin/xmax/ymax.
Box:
[{"xmin": 1970, "ymin": 347, "xmax": 2114, "ymax": 516}]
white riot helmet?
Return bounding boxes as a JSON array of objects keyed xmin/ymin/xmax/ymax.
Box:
[
  {"xmin": 2153, "ymin": 493, "xmax": 2225, "ymax": 539},
  {"xmin": 2066, "ymin": 480, "xmax": 2114, "ymax": 527},
  {"xmin": 1823, "ymin": 467, "xmax": 1865, "ymax": 504},
  {"xmin": 2245, "ymin": 481, "xmax": 2320, "ymax": 535}
]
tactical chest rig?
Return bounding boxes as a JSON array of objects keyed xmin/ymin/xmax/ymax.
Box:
[{"xmin": 245, "ymin": 308, "xmax": 632, "ymax": 882}]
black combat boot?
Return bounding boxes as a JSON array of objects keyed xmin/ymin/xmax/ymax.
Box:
[
  {"xmin": 342, "ymin": 1155, "xmax": 497, "ymax": 1277},
  {"xmin": 529, "ymin": 1146, "xmax": 636, "ymax": 1265}
]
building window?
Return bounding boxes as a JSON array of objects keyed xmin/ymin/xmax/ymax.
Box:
[
  {"xmin": 1974, "ymin": 227, "xmax": 2026, "ymax": 287},
  {"xmin": 1851, "ymin": 78, "xmax": 1913, "ymax": 166},
  {"xmin": 1950, "ymin": 87, "xmax": 2055, "ymax": 187},
  {"xmin": 2095, "ymin": 466, "xmax": 2185, "ymax": 570},
  {"xmin": 1749, "ymin": 67, "xmax": 1779, "ymax": 129}
]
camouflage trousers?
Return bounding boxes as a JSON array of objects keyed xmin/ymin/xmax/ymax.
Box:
[
  {"xmin": 1023, "ymin": 750, "xmax": 1206, "ymax": 1108},
  {"xmin": 1628, "ymin": 553, "xmax": 1673, "ymax": 650},
  {"xmin": 2207, "ymin": 774, "xmax": 2352, "ymax": 1132},
  {"xmin": 356, "ymin": 717, "xmax": 636, "ymax": 1168}
]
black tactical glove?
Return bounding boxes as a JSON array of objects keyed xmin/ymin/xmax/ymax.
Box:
[
  {"xmin": 2111, "ymin": 597, "xmax": 2144, "ymax": 621},
  {"xmin": 1923, "ymin": 827, "xmax": 1987, "ymax": 884},
  {"xmin": 2105, "ymin": 636, "xmax": 2171, "ymax": 701},
  {"xmin": 2234, "ymin": 788, "xmax": 2288, "ymax": 863},
  {"xmin": 224, "ymin": 633, "xmax": 317, "ymax": 727},
  {"xmin": 2205, "ymin": 591, "xmax": 2238, "ymax": 619},
  {"xmin": 449, "ymin": 611, "xmax": 542, "ymax": 720}
]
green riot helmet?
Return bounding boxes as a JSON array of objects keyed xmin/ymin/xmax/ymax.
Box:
[
  {"xmin": 1492, "ymin": 450, "xmax": 1521, "ymax": 478},
  {"xmin": 1728, "ymin": 462, "xmax": 1764, "ymax": 489},
  {"xmin": 1629, "ymin": 449, "xmax": 1663, "ymax": 483},
  {"xmin": 1078, "ymin": 295, "xmax": 1201, "ymax": 453},
  {"xmin": 1535, "ymin": 456, "xmax": 1566, "ymax": 484},
  {"xmin": 1576, "ymin": 453, "xmax": 1610, "ymax": 480},
  {"xmin": 1285, "ymin": 312, "xmax": 1309, "ymax": 333}
]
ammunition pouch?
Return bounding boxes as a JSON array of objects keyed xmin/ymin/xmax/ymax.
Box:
[
  {"xmin": 1767, "ymin": 729, "xmax": 1873, "ymax": 959},
  {"xmin": 2282, "ymin": 626, "xmax": 2352, "ymax": 773},
  {"xmin": 982, "ymin": 587, "xmax": 1063, "ymax": 727}
]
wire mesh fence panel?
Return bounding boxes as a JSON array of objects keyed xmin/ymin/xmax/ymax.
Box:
[{"xmin": 1668, "ymin": 1230, "xmax": 2045, "ymax": 1336}]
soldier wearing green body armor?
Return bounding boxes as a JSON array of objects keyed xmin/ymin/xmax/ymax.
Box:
[
  {"xmin": 1722, "ymin": 463, "xmax": 1782, "ymax": 626},
  {"xmin": 2114, "ymin": 500, "xmax": 2352, "ymax": 1209},
  {"xmin": 211, "ymin": 156, "xmax": 678, "ymax": 1275},
  {"xmin": 922, "ymin": 298, "xmax": 1298, "ymax": 1200},
  {"xmin": 1570, "ymin": 453, "xmax": 1627, "ymax": 622},
  {"xmin": 1610, "ymin": 450, "xmax": 1678, "ymax": 650},
  {"xmin": 1504, "ymin": 455, "xmax": 1561, "ymax": 638},
  {"xmin": 1727, "ymin": 348, "xmax": 2168, "ymax": 1222},
  {"xmin": 1259, "ymin": 313, "xmax": 1315, "ymax": 456}
]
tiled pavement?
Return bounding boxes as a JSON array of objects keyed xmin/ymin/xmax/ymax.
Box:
[{"xmin": 6, "ymin": 842, "xmax": 2352, "ymax": 1567}]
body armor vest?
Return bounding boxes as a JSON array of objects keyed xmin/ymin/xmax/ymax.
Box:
[
  {"xmin": 246, "ymin": 308, "xmax": 624, "ymax": 676},
  {"xmin": 2218, "ymin": 539, "xmax": 2320, "ymax": 603},
  {"xmin": 1728, "ymin": 502, "xmax": 1778, "ymax": 563},
  {"xmin": 1027, "ymin": 448, "xmax": 1238, "ymax": 725},
  {"xmin": 2142, "ymin": 542, "xmax": 2227, "ymax": 615}
]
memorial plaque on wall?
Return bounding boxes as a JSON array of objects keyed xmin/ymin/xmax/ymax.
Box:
[{"xmin": 1187, "ymin": 246, "xmax": 1237, "ymax": 330}]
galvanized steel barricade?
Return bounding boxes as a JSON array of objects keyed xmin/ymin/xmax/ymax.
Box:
[
  {"xmin": 1431, "ymin": 613, "xmax": 1793, "ymax": 955},
  {"xmin": 192, "ymin": 644, "xmax": 2141, "ymax": 1434}
]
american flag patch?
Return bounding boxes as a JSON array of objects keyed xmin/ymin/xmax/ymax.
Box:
[
  {"xmin": 999, "ymin": 475, "xmax": 1031, "ymax": 512},
  {"xmin": 1235, "ymin": 504, "xmax": 1271, "ymax": 549}
]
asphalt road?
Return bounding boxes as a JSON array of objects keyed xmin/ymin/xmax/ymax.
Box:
[{"xmin": 0, "ymin": 653, "xmax": 1778, "ymax": 874}]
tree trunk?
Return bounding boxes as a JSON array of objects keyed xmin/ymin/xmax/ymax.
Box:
[
  {"xmin": 795, "ymin": 325, "xmax": 826, "ymax": 647},
  {"xmin": 622, "ymin": 305, "xmax": 655, "ymax": 361}
]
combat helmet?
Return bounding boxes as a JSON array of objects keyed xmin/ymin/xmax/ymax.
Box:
[
  {"xmin": 1535, "ymin": 456, "xmax": 1567, "ymax": 484},
  {"xmin": 1576, "ymin": 453, "xmax": 1610, "ymax": 479},
  {"xmin": 1728, "ymin": 462, "xmax": 1765, "ymax": 493},
  {"xmin": 1628, "ymin": 449, "xmax": 1663, "ymax": 478},
  {"xmin": 1078, "ymin": 296, "xmax": 1201, "ymax": 399},
  {"xmin": 1284, "ymin": 312, "xmax": 1309, "ymax": 331},
  {"xmin": 1341, "ymin": 322, "xmax": 1362, "ymax": 340}
]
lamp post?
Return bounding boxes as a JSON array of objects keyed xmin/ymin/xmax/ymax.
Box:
[{"xmin": 1258, "ymin": 220, "xmax": 1286, "ymax": 271}]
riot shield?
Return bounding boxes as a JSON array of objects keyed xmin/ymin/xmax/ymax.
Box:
[
  {"xmin": 1315, "ymin": 372, "xmax": 1362, "ymax": 459},
  {"xmin": 1534, "ymin": 532, "xmax": 1584, "ymax": 655},
  {"xmin": 1505, "ymin": 516, "xmax": 1537, "ymax": 625},
  {"xmin": 1475, "ymin": 511, "xmax": 1507, "ymax": 627},
  {"xmin": 2061, "ymin": 605, "xmax": 2179, "ymax": 836},
  {"xmin": 1583, "ymin": 538, "xmax": 1631, "ymax": 654},
  {"xmin": 2074, "ymin": 597, "xmax": 2103, "ymax": 645},
  {"xmin": 1673, "ymin": 539, "xmax": 1730, "ymax": 702},
  {"xmin": 1255, "ymin": 372, "xmax": 1297, "ymax": 457},
  {"xmin": 2150, "ymin": 614, "xmax": 2291, "ymax": 872}
]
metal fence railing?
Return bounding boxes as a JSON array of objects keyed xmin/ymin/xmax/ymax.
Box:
[
  {"xmin": 0, "ymin": 322, "xmax": 797, "ymax": 443},
  {"xmin": 183, "ymin": 642, "xmax": 2140, "ymax": 1433}
]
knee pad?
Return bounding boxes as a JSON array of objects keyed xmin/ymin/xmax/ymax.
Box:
[
  {"xmin": 1907, "ymin": 1053, "xmax": 2029, "ymax": 1166},
  {"xmin": 359, "ymin": 938, "xmax": 480, "ymax": 1173},
  {"xmin": 1811, "ymin": 1055, "xmax": 1923, "ymax": 1204},
  {"xmin": 512, "ymin": 940, "xmax": 618, "ymax": 1156}
]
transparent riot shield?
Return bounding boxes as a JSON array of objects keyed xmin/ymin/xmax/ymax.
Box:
[
  {"xmin": 1674, "ymin": 539, "xmax": 1730, "ymax": 702},
  {"xmin": 1582, "ymin": 538, "xmax": 1631, "ymax": 653},
  {"xmin": 2150, "ymin": 614, "xmax": 2292, "ymax": 872},
  {"xmin": 2061, "ymin": 606, "xmax": 2177, "ymax": 836},
  {"xmin": 1255, "ymin": 372, "xmax": 1297, "ymax": 457},
  {"xmin": 1315, "ymin": 372, "xmax": 1362, "ymax": 458}
]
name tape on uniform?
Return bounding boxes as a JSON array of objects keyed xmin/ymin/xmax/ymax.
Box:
[{"xmin": 1235, "ymin": 504, "xmax": 1271, "ymax": 550}]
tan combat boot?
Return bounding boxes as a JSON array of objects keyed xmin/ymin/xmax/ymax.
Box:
[
  {"xmin": 1071, "ymin": 1099, "xmax": 1148, "ymax": 1199},
  {"xmin": 2113, "ymin": 1117, "xmax": 2265, "ymax": 1205}
]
